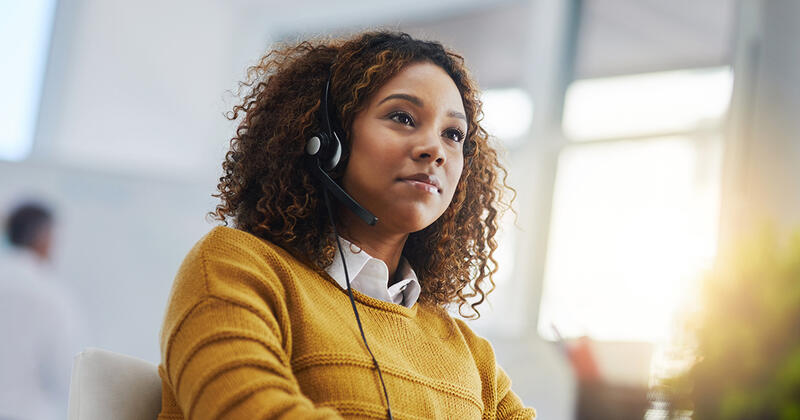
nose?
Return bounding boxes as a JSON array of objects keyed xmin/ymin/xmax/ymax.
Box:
[{"xmin": 411, "ymin": 129, "xmax": 446, "ymax": 166}]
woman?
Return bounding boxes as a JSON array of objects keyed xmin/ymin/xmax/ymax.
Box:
[{"xmin": 158, "ymin": 31, "xmax": 536, "ymax": 419}]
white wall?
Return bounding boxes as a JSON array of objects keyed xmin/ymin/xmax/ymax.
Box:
[
  {"xmin": 2, "ymin": 0, "xmax": 256, "ymax": 364},
  {"xmin": 32, "ymin": 0, "xmax": 279, "ymax": 179},
  {"xmin": 0, "ymin": 160, "xmax": 215, "ymax": 362},
  {"xmin": 719, "ymin": 0, "xmax": 800, "ymax": 247},
  {"xmin": 2, "ymin": 0, "xmax": 278, "ymax": 363}
]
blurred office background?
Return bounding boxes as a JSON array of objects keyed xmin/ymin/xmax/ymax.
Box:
[{"xmin": 3, "ymin": 0, "xmax": 800, "ymax": 418}]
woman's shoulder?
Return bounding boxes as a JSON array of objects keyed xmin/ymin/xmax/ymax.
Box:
[
  {"xmin": 191, "ymin": 225, "xmax": 314, "ymax": 277},
  {"xmin": 166, "ymin": 226, "xmax": 310, "ymax": 310},
  {"xmin": 185, "ymin": 225, "xmax": 313, "ymax": 274},
  {"xmin": 194, "ymin": 225, "xmax": 289, "ymax": 259},
  {"xmin": 452, "ymin": 317, "xmax": 496, "ymax": 358}
]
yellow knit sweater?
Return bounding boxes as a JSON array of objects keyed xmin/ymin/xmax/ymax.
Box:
[{"xmin": 157, "ymin": 226, "xmax": 536, "ymax": 419}]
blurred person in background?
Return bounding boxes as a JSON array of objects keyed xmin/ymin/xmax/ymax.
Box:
[
  {"xmin": 0, "ymin": 202, "xmax": 86, "ymax": 420},
  {"xmin": 158, "ymin": 31, "xmax": 535, "ymax": 419}
]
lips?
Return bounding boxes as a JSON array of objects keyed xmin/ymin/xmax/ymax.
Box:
[{"xmin": 400, "ymin": 173, "xmax": 441, "ymax": 193}]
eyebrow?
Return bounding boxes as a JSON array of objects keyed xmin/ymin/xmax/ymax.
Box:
[{"xmin": 378, "ymin": 93, "xmax": 467, "ymax": 121}]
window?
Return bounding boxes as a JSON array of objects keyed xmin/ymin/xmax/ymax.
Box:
[
  {"xmin": 538, "ymin": 67, "xmax": 732, "ymax": 343},
  {"xmin": 480, "ymin": 88, "xmax": 534, "ymax": 148},
  {"xmin": 0, "ymin": 0, "xmax": 57, "ymax": 161}
]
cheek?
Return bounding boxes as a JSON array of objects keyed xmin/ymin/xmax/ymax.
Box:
[
  {"xmin": 351, "ymin": 127, "xmax": 399, "ymax": 164},
  {"xmin": 447, "ymin": 156, "xmax": 465, "ymax": 189},
  {"xmin": 443, "ymin": 166, "xmax": 464, "ymax": 202}
]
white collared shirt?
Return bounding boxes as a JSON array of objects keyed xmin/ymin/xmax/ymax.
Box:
[
  {"xmin": 325, "ymin": 237, "xmax": 421, "ymax": 308},
  {"xmin": 0, "ymin": 248, "xmax": 88, "ymax": 420}
]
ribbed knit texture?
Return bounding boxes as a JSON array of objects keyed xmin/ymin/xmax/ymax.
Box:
[{"xmin": 158, "ymin": 226, "xmax": 536, "ymax": 419}]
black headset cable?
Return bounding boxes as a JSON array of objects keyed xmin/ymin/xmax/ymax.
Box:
[{"xmin": 322, "ymin": 189, "xmax": 394, "ymax": 420}]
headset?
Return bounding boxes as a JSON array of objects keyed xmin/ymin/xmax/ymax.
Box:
[
  {"xmin": 305, "ymin": 74, "xmax": 394, "ymax": 420},
  {"xmin": 305, "ymin": 77, "xmax": 377, "ymax": 227}
]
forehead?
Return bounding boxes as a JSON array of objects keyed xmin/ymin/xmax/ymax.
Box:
[{"xmin": 368, "ymin": 62, "xmax": 465, "ymax": 113}]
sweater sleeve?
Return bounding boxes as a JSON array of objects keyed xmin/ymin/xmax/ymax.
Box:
[
  {"xmin": 495, "ymin": 365, "xmax": 537, "ymax": 420},
  {"xmin": 160, "ymin": 230, "xmax": 343, "ymax": 420}
]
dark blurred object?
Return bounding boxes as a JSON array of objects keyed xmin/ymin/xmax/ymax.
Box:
[
  {"xmin": 578, "ymin": 382, "xmax": 650, "ymax": 420},
  {"xmin": 663, "ymin": 230, "xmax": 800, "ymax": 419},
  {"xmin": 566, "ymin": 337, "xmax": 652, "ymax": 420},
  {"xmin": 4, "ymin": 201, "xmax": 54, "ymax": 260}
]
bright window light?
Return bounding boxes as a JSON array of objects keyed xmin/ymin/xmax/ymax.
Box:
[
  {"xmin": 537, "ymin": 136, "xmax": 722, "ymax": 343},
  {"xmin": 562, "ymin": 67, "xmax": 733, "ymax": 141},
  {"xmin": 0, "ymin": 0, "xmax": 57, "ymax": 161},
  {"xmin": 481, "ymin": 88, "xmax": 534, "ymax": 147}
]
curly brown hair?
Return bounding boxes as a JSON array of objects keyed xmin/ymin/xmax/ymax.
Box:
[{"xmin": 212, "ymin": 31, "xmax": 513, "ymax": 318}]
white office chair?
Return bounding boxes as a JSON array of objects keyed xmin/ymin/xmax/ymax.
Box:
[{"xmin": 67, "ymin": 348, "xmax": 162, "ymax": 420}]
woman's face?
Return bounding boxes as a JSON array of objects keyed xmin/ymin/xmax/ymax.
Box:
[{"xmin": 342, "ymin": 61, "xmax": 467, "ymax": 234}]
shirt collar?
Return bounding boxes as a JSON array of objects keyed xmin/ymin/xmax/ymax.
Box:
[{"xmin": 325, "ymin": 236, "xmax": 421, "ymax": 308}]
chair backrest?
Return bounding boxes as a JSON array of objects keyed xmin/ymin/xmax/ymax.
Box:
[{"xmin": 67, "ymin": 348, "xmax": 162, "ymax": 420}]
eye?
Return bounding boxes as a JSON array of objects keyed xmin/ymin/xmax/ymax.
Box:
[
  {"xmin": 389, "ymin": 112, "xmax": 415, "ymax": 127},
  {"xmin": 443, "ymin": 127, "xmax": 466, "ymax": 143}
]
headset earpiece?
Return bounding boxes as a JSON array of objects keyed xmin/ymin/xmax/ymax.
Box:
[
  {"xmin": 306, "ymin": 131, "xmax": 341, "ymax": 172},
  {"xmin": 305, "ymin": 73, "xmax": 377, "ymax": 226}
]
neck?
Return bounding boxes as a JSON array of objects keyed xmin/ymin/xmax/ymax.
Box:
[
  {"xmin": 33, "ymin": 247, "xmax": 50, "ymax": 262},
  {"xmin": 17, "ymin": 245, "xmax": 50, "ymax": 264},
  {"xmin": 336, "ymin": 209, "xmax": 408, "ymax": 285}
]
